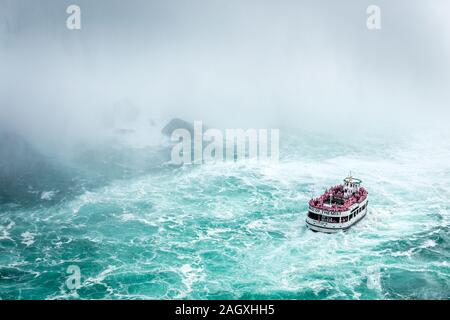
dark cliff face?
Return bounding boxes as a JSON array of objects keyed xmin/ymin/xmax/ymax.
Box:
[
  {"xmin": 0, "ymin": 131, "xmax": 73, "ymax": 205},
  {"xmin": 0, "ymin": 132, "xmax": 44, "ymax": 178}
]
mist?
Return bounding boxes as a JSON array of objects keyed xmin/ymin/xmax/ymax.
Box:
[{"xmin": 1, "ymin": 0, "xmax": 450, "ymax": 151}]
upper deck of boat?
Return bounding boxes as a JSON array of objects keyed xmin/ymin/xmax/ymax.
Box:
[{"xmin": 309, "ymin": 184, "xmax": 368, "ymax": 212}]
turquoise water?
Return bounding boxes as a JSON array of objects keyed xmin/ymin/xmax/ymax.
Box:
[{"xmin": 0, "ymin": 132, "xmax": 449, "ymax": 299}]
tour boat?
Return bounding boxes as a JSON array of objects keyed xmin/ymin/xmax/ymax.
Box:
[{"xmin": 306, "ymin": 175, "xmax": 368, "ymax": 233}]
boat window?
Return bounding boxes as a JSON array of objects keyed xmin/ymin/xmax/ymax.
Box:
[
  {"xmin": 321, "ymin": 216, "xmax": 339, "ymax": 223},
  {"xmin": 308, "ymin": 211, "xmax": 321, "ymax": 220}
]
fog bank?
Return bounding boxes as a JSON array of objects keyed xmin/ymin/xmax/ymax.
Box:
[{"xmin": 1, "ymin": 0, "xmax": 450, "ymax": 151}]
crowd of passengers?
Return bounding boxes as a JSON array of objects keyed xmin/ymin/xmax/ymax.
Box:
[{"xmin": 309, "ymin": 185, "xmax": 368, "ymax": 211}]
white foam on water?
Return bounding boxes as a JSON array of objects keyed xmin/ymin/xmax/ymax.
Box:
[
  {"xmin": 80, "ymin": 265, "xmax": 118, "ymax": 297},
  {"xmin": 20, "ymin": 231, "xmax": 36, "ymax": 247},
  {"xmin": 40, "ymin": 190, "xmax": 58, "ymax": 201},
  {"xmin": 177, "ymin": 264, "xmax": 205, "ymax": 298},
  {"xmin": 0, "ymin": 219, "xmax": 15, "ymax": 241},
  {"xmin": 366, "ymin": 266, "xmax": 382, "ymax": 291},
  {"xmin": 421, "ymin": 239, "xmax": 437, "ymax": 249},
  {"xmin": 120, "ymin": 212, "xmax": 157, "ymax": 227}
]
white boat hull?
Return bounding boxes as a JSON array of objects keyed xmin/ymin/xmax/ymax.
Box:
[{"xmin": 306, "ymin": 198, "xmax": 368, "ymax": 233}]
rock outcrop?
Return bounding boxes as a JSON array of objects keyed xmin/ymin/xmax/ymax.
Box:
[{"xmin": 161, "ymin": 118, "xmax": 195, "ymax": 137}]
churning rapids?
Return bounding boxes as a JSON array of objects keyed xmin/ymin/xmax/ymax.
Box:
[{"xmin": 0, "ymin": 129, "xmax": 449, "ymax": 299}]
